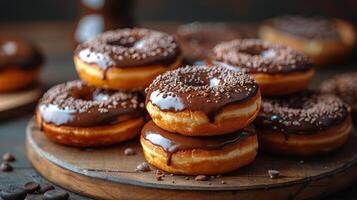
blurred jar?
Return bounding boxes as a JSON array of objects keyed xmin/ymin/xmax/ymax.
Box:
[{"xmin": 72, "ymin": 0, "xmax": 135, "ymax": 46}]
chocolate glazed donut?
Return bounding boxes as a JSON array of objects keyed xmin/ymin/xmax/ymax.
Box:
[
  {"xmin": 36, "ymin": 80, "xmax": 146, "ymax": 147},
  {"xmin": 0, "ymin": 37, "xmax": 43, "ymax": 91},
  {"xmin": 254, "ymin": 91, "xmax": 352, "ymax": 156},
  {"xmin": 140, "ymin": 121, "xmax": 258, "ymax": 175},
  {"xmin": 259, "ymin": 16, "xmax": 356, "ymax": 66},
  {"xmin": 320, "ymin": 73, "xmax": 357, "ymax": 126},
  {"xmin": 145, "ymin": 65, "xmax": 261, "ymax": 136},
  {"xmin": 74, "ymin": 28, "xmax": 182, "ymax": 90},
  {"xmin": 210, "ymin": 39, "xmax": 314, "ymax": 96}
]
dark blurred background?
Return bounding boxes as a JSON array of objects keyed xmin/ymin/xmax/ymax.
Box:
[
  {"xmin": 0, "ymin": 0, "xmax": 355, "ymax": 84},
  {"xmin": 0, "ymin": 0, "xmax": 356, "ymax": 23}
]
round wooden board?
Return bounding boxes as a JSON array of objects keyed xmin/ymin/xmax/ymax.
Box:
[
  {"xmin": 0, "ymin": 86, "xmax": 41, "ymax": 119},
  {"xmin": 26, "ymin": 119, "xmax": 357, "ymax": 200}
]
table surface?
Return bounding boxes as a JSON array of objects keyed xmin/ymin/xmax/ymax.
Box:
[{"xmin": 0, "ymin": 22, "xmax": 356, "ymax": 200}]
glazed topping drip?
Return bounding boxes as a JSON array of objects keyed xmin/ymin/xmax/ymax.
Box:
[
  {"xmin": 142, "ymin": 121, "xmax": 254, "ymax": 165},
  {"xmin": 176, "ymin": 22, "xmax": 239, "ymax": 60},
  {"xmin": 320, "ymin": 73, "xmax": 357, "ymax": 105},
  {"xmin": 271, "ymin": 16, "xmax": 340, "ymax": 40},
  {"xmin": 212, "ymin": 39, "xmax": 313, "ymax": 74},
  {"xmin": 145, "ymin": 65, "xmax": 259, "ymax": 117},
  {"xmin": 75, "ymin": 28, "xmax": 181, "ymax": 68},
  {"xmin": 0, "ymin": 37, "xmax": 43, "ymax": 70},
  {"xmin": 254, "ymin": 91, "xmax": 350, "ymax": 134},
  {"xmin": 38, "ymin": 80, "xmax": 145, "ymax": 127}
]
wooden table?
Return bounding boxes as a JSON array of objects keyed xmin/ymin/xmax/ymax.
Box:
[{"xmin": 0, "ymin": 22, "xmax": 356, "ymax": 200}]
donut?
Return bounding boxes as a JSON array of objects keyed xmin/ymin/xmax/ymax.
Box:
[
  {"xmin": 36, "ymin": 80, "xmax": 145, "ymax": 147},
  {"xmin": 74, "ymin": 28, "xmax": 182, "ymax": 90},
  {"xmin": 210, "ymin": 39, "xmax": 314, "ymax": 96},
  {"xmin": 0, "ymin": 37, "xmax": 43, "ymax": 92},
  {"xmin": 176, "ymin": 22, "xmax": 240, "ymax": 64},
  {"xmin": 254, "ymin": 91, "xmax": 352, "ymax": 156},
  {"xmin": 145, "ymin": 65, "xmax": 261, "ymax": 136},
  {"xmin": 259, "ymin": 16, "xmax": 356, "ymax": 66},
  {"xmin": 319, "ymin": 73, "xmax": 357, "ymax": 126},
  {"xmin": 140, "ymin": 121, "xmax": 258, "ymax": 175}
]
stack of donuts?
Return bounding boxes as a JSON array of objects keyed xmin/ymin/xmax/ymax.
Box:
[
  {"xmin": 141, "ymin": 65, "xmax": 262, "ymax": 175},
  {"xmin": 35, "ymin": 28, "xmax": 182, "ymax": 147}
]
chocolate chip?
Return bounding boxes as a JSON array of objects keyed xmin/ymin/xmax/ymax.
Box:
[
  {"xmin": 23, "ymin": 182, "xmax": 40, "ymax": 194},
  {"xmin": 39, "ymin": 184, "xmax": 55, "ymax": 194},
  {"xmin": 43, "ymin": 190, "xmax": 69, "ymax": 200},
  {"xmin": 195, "ymin": 175, "xmax": 210, "ymax": 181},
  {"xmin": 124, "ymin": 148, "xmax": 136, "ymax": 156},
  {"xmin": 135, "ymin": 162, "xmax": 151, "ymax": 172},
  {"xmin": 268, "ymin": 170, "xmax": 280, "ymax": 179},
  {"xmin": 221, "ymin": 180, "xmax": 226, "ymax": 184},
  {"xmin": 155, "ymin": 175, "xmax": 163, "ymax": 181},
  {"xmin": 1, "ymin": 162, "xmax": 13, "ymax": 172},
  {"xmin": 0, "ymin": 187, "xmax": 27, "ymax": 200},
  {"xmin": 3, "ymin": 153, "xmax": 16, "ymax": 162}
]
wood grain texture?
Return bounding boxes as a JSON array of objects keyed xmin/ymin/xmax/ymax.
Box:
[{"xmin": 26, "ymin": 118, "xmax": 357, "ymax": 200}]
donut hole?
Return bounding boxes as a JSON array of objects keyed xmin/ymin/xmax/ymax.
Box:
[
  {"xmin": 107, "ymin": 39, "xmax": 136, "ymax": 48},
  {"xmin": 238, "ymin": 46, "xmax": 278, "ymax": 59},
  {"xmin": 71, "ymin": 87, "xmax": 94, "ymax": 101},
  {"xmin": 106, "ymin": 36, "xmax": 154, "ymax": 51},
  {"xmin": 71, "ymin": 87, "xmax": 111, "ymax": 102},
  {"xmin": 239, "ymin": 46, "xmax": 268, "ymax": 56}
]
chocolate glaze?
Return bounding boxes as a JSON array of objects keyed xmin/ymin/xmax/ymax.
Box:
[
  {"xmin": 145, "ymin": 65, "xmax": 259, "ymax": 121},
  {"xmin": 38, "ymin": 80, "xmax": 145, "ymax": 127},
  {"xmin": 269, "ymin": 16, "xmax": 340, "ymax": 40},
  {"xmin": 75, "ymin": 28, "xmax": 181, "ymax": 70},
  {"xmin": 0, "ymin": 37, "xmax": 43, "ymax": 70},
  {"xmin": 176, "ymin": 22, "xmax": 240, "ymax": 62},
  {"xmin": 211, "ymin": 39, "xmax": 313, "ymax": 74},
  {"xmin": 352, "ymin": 110, "xmax": 357, "ymax": 126},
  {"xmin": 142, "ymin": 121, "xmax": 255, "ymax": 165},
  {"xmin": 254, "ymin": 91, "xmax": 350, "ymax": 134}
]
